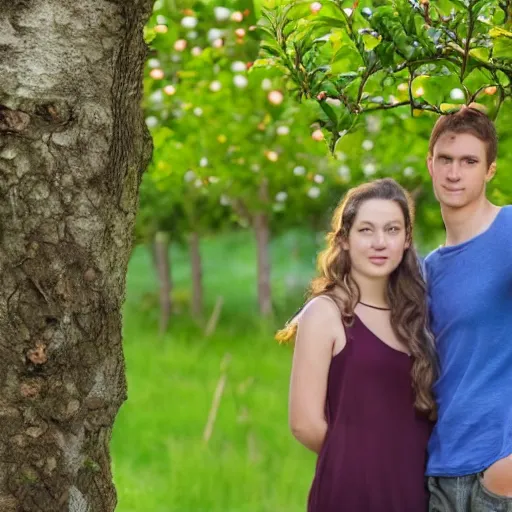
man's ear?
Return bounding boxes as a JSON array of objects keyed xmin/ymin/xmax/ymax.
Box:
[
  {"xmin": 486, "ymin": 161, "xmax": 497, "ymax": 182},
  {"xmin": 426, "ymin": 154, "xmax": 434, "ymax": 178}
]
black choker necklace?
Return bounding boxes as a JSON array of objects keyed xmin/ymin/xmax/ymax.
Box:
[{"xmin": 359, "ymin": 301, "xmax": 391, "ymax": 311}]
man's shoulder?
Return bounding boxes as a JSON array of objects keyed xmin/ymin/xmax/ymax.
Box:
[
  {"xmin": 420, "ymin": 247, "xmax": 442, "ymax": 283},
  {"xmin": 492, "ymin": 205, "xmax": 512, "ymax": 241},
  {"xmin": 499, "ymin": 205, "xmax": 512, "ymax": 222},
  {"xmin": 423, "ymin": 247, "xmax": 442, "ymax": 267},
  {"xmin": 424, "ymin": 247, "xmax": 441, "ymax": 261}
]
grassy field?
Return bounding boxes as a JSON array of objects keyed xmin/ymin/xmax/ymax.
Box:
[{"xmin": 111, "ymin": 230, "xmax": 320, "ymax": 512}]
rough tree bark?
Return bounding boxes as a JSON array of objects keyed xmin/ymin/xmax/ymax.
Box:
[
  {"xmin": 254, "ymin": 179, "xmax": 272, "ymax": 317},
  {"xmin": 189, "ymin": 231, "xmax": 203, "ymax": 319},
  {"xmin": 0, "ymin": 1, "xmax": 153, "ymax": 511}
]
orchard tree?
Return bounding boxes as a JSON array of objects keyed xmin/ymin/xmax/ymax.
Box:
[
  {"xmin": 136, "ymin": 125, "xmax": 230, "ymax": 323},
  {"xmin": 142, "ymin": 0, "xmax": 346, "ymax": 317},
  {"xmin": 258, "ymin": 0, "xmax": 511, "ymax": 145},
  {"xmin": 255, "ymin": 0, "xmax": 512, "ymax": 242},
  {"xmin": 0, "ymin": 1, "xmax": 153, "ymax": 510}
]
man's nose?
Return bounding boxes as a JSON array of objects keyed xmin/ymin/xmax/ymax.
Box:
[{"xmin": 446, "ymin": 162, "xmax": 461, "ymax": 181}]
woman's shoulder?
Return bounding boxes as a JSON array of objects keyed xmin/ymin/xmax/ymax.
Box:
[
  {"xmin": 294, "ymin": 295, "xmax": 347, "ymax": 354},
  {"xmin": 296, "ymin": 295, "xmax": 343, "ymax": 329}
]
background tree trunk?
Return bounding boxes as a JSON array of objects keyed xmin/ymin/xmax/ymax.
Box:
[
  {"xmin": 153, "ymin": 231, "xmax": 172, "ymax": 335},
  {"xmin": 0, "ymin": 1, "xmax": 153, "ymax": 510},
  {"xmin": 189, "ymin": 231, "xmax": 203, "ymax": 319},
  {"xmin": 254, "ymin": 179, "xmax": 272, "ymax": 317}
]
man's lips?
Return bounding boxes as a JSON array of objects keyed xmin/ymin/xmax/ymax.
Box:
[{"xmin": 443, "ymin": 186, "xmax": 464, "ymax": 193}]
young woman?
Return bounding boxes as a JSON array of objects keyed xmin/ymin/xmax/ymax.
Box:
[{"xmin": 276, "ymin": 178, "xmax": 437, "ymax": 511}]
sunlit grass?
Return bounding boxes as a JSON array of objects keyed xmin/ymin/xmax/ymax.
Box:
[{"xmin": 112, "ymin": 229, "xmax": 318, "ymax": 511}]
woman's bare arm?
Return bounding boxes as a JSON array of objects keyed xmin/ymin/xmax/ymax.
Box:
[{"xmin": 289, "ymin": 296, "xmax": 346, "ymax": 454}]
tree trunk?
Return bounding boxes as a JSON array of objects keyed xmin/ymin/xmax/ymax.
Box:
[
  {"xmin": 189, "ymin": 231, "xmax": 203, "ymax": 318},
  {"xmin": 0, "ymin": 1, "xmax": 153, "ymax": 511},
  {"xmin": 254, "ymin": 179, "xmax": 272, "ymax": 316},
  {"xmin": 153, "ymin": 232, "xmax": 172, "ymax": 335}
]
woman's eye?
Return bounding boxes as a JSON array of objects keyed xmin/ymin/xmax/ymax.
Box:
[
  {"xmin": 388, "ymin": 226, "xmax": 400, "ymax": 233},
  {"xmin": 359, "ymin": 228, "xmax": 371, "ymax": 233}
]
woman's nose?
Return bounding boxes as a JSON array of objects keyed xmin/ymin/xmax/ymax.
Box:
[{"xmin": 372, "ymin": 232, "xmax": 386, "ymax": 248}]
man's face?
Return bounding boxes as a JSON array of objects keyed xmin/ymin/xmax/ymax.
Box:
[{"xmin": 427, "ymin": 132, "xmax": 496, "ymax": 210}]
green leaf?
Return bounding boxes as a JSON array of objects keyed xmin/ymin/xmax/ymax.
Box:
[
  {"xmin": 440, "ymin": 103, "xmax": 463, "ymax": 113},
  {"xmin": 436, "ymin": 0, "xmax": 469, "ymax": 13},
  {"xmin": 260, "ymin": 42, "xmax": 285, "ymax": 58},
  {"xmin": 333, "ymin": 71, "xmax": 359, "ymax": 88},
  {"xmin": 394, "ymin": 0, "xmax": 417, "ymax": 35},
  {"xmin": 285, "ymin": 1, "xmax": 315, "ymax": 21},
  {"xmin": 309, "ymin": 65, "xmax": 331, "ymax": 78},
  {"xmin": 362, "ymin": 33, "xmax": 382, "ymax": 52},
  {"xmin": 252, "ymin": 58, "xmax": 274, "ymax": 68},
  {"xmin": 256, "ymin": 24, "xmax": 277, "ymax": 39},
  {"xmin": 144, "ymin": 26, "xmax": 157, "ymax": 44},
  {"xmin": 469, "ymin": 47, "xmax": 490, "ymax": 61},
  {"xmin": 375, "ymin": 41, "xmax": 396, "ymax": 68},
  {"xmin": 319, "ymin": 100, "xmax": 339, "ymax": 126},
  {"xmin": 493, "ymin": 38, "xmax": 512, "ymax": 59},
  {"xmin": 330, "ymin": 42, "xmax": 363, "ymax": 74},
  {"xmin": 311, "ymin": 16, "xmax": 348, "ymax": 30},
  {"xmin": 316, "ymin": 80, "xmax": 340, "ymax": 97},
  {"xmin": 489, "ymin": 26, "xmax": 512, "ymax": 59},
  {"xmin": 471, "ymin": 0, "xmax": 489, "ymax": 17},
  {"xmin": 292, "ymin": 23, "xmax": 332, "ymax": 52},
  {"xmin": 489, "ymin": 27, "xmax": 512, "ymax": 38}
]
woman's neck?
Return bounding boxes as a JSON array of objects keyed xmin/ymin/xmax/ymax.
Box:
[{"xmin": 350, "ymin": 271, "xmax": 389, "ymax": 308}]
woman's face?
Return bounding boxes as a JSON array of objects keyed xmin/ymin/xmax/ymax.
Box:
[{"xmin": 343, "ymin": 199, "xmax": 409, "ymax": 280}]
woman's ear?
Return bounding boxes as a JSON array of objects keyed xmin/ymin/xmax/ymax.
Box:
[
  {"xmin": 486, "ymin": 161, "xmax": 497, "ymax": 182},
  {"xmin": 337, "ymin": 229, "xmax": 349, "ymax": 251}
]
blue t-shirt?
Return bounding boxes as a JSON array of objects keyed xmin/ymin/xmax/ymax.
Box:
[{"xmin": 424, "ymin": 206, "xmax": 512, "ymax": 476}]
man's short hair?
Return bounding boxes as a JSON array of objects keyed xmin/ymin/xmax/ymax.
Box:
[{"xmin": 429, "ymin": 107, "xmax": 498, "ymax": 167}]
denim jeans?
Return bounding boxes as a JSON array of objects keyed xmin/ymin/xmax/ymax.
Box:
[{"xmin": 428, "ymin": 474, "xmax": 512, "ymax": 511}]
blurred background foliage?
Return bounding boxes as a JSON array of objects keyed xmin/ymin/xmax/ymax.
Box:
[{"xmin": 112, "ymin": 1, "xmax": 512, "ymax": 510}]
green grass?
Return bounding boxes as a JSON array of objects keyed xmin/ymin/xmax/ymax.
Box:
[{"xmin": 111, "ymin": 229, "xmax": 320, "ymax": 511}]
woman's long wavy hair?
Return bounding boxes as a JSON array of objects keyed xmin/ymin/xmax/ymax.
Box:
[{"xmin": 276, "ymin": 178, "xmax": 438, "ymax": 419}]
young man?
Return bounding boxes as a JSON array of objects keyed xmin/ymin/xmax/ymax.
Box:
[{"xmin": 424, "ymin": 106, "xmax": 512, "ymax": 511}]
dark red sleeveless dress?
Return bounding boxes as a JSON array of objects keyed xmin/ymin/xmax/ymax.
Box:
[{"xmin": 307, "ymin": 315, "xmax": 432, "ymax": 512}]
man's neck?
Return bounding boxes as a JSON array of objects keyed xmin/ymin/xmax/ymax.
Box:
[{"xmin": 441, "ymin": 198, "xmax": 499, "ymax": 247}]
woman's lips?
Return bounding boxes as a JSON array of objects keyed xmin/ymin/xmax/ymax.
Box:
[{"xmin": 368, "ymin": 256, "xmax": 388, "ymax": 265}]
